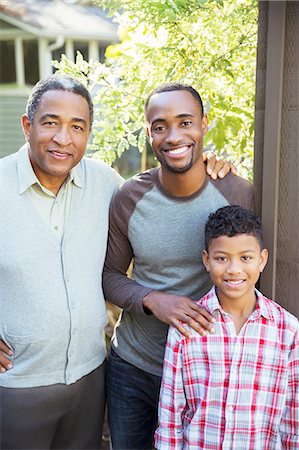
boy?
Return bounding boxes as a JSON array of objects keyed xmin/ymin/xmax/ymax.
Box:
[{"xmin": 155, "ymin": 205, "xmax": 299, "ymax": 449}]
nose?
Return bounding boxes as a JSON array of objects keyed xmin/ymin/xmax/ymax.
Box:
[
  {"xmin": 165, "ymin": 126, "xmax": 181, "ymax": 144},
  {"xmin": 226, "ymin": 259, "xmax": 242, "ymax": 274},
  {"xmin": 53, "ymin": 126, "xmax": 72, "ymax": 146}
]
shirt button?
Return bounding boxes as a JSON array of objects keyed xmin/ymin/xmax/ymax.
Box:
[
  {"xmin": 228, "ymin": 405, "xmax": 234, "ymax": 412},
  {"xmin": 54, "ymin": 225, "xmax": 59, "ymax": 230}
]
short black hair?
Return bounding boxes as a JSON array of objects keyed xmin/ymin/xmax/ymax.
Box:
[
  {"xmin": 144, "ymin": 82, "xmax": 204, "ymax": 115},
  {"xmin": 26, "ymin": 74, "xmax": 93, "ymax": 129},
  {"xmin": 205, "ymin": 205, "xmax": 264, "ymax": 250}
]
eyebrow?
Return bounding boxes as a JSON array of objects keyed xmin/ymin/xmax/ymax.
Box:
[
  {"xmin": 39, "ymin": 114, "xmax": 88, "ymax": 126},
  {"xmin": 151, "ymin": 113, "xmax": 195, "ymax": 127}
]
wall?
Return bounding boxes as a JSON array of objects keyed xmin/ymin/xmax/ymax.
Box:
[{"xmin": 254, "ymin": 1, "xmax": 299, "ymax": 317}]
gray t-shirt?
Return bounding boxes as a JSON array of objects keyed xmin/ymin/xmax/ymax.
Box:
[{"xmin": 103, "ymin": 168, "xmax": 254, "ymax": 376}]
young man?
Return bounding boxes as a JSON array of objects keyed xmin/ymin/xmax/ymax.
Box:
[
  {"xmin": 155, "ymin": 206, "xmax": 299, "ymax": 449},
  {"xmin": 0, "ymin": 76, "xmax": 231, "ymax": 449},
  {"xmin": 103, "ymin": 83, "xmax": 255, "ymax": 449}
]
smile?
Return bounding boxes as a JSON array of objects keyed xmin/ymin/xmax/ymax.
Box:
[
  {"xmin": 49, "ymin": 151, "xmax": 71, "ymax": 159},
  {"xmin": 224, "ymin": 279, "xmax": 245, "ymax": 287},
  {"xmin": 164, "ymin": 145, "xmax": 192, "ymax": 157}
]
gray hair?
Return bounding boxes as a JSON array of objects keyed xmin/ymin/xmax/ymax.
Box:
[{"xmin": 26, "ymin": 74, "xmax": 94, "ymax": 128}]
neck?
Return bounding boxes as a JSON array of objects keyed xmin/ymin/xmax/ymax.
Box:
[
  {"xmin": 158, "ymin": 159, "xmax": 206, "ymax": 197},
  {"xmin": 219, "ymin": 291, "xmax": 256, "ymax": 318},
  {"xmin": 219, "ymin": 292, "xmax": 256, "ymax": 335},
  {"xmin": 35, "ymin": 173, "xmax": 67, "ymax": 195}
]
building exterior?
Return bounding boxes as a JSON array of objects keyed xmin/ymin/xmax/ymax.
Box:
[
  {"xmin": 254, "ymin": 1, "xmax": 299, "ymax": 317},
  {"xmin": 0, "ymin": 0, "xmax": 118, "ymax": 157}
]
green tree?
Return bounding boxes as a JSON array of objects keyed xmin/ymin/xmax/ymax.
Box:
[{"xmin": 54, "ymin": 0, "xmax": 258, "ymax": 178}]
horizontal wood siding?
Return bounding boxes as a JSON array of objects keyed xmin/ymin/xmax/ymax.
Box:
[{"xmin": 0, "ymin": 93, "xmax": 27, "ymax": 158}]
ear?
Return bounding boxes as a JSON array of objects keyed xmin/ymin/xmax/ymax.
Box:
[
  {"xmin": 201, "ymin": 114, "xmax": 209, "ymax": 136},
  {"xmin": 21, "ymin": 114, "xmax": 31, "ymax": 142},
  {"xmin": 259, "ymin": 249, "xmax": 268, "ymax": 273},
  {"xmin": 145, "ymin": 125, "xmax": 152, "ymax": 145},
  {"xmin": 202, "ymin": 249, "xmax": 210, "ymax": 272}
]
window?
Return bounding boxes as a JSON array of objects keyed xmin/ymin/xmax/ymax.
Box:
[
  {"xmin": 23, "ymin": 40, "xmax": 39, "ymax": 85},
  {"xmin": 0, "ymin": 40, "xmax": 16, "ymax": 83}
]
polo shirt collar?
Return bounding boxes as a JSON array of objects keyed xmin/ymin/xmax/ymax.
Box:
[{"xmin": 17, "ymin": 144, "xmax": 83, "ymax": 194}]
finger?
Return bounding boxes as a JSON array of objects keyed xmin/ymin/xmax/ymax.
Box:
[
  {"xmin": 171, "ymin": 320, "xmax": 191, "ymax": 339},
  {"xmin": 205, "ymin": 155, "xmax": 218, "ymax": 176},
  {"xmin": 0, "ymin": 356, "xmax": 13, "ymax": 372},
  {"xmin": 202, "ymin": 151, "xmax": 214, "ymax": 162},
  {"xmin": 218, "ymin": 161, "xmax": 237, "ymax": 179},
  {"xmin": 230, "ymin": 163, "xmax": 237, "ymax": 176},
  {"xmin": 190, "ymin": 304, "xmax": 216, "ymax": 323},
  {"xmin": 0, "ymin": 340, "xmax": 13, "ymax": 356},
  {"xmin": 210, "ymin": 159, "xmax": 227, "ymax": 180},
  {"xmin": 186, "ymin": 316, "xmax": 215, "ymax": 335}
]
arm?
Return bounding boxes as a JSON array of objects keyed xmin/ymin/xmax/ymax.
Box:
[
  {"xmin": 203, "ymin": 151, "xmax": 237, "ymax": 180},
  {"xmin": 103, "ymin": 189, "xmax": 215, "ymax": 337},
  {"xmin": 279, "ymin": 328, "xmax": 299, "ymax": 449},
  {"xmin": 155, "ymin": 327, "xmax": 186, "ymax": 450},
  {"xmin": 0, "ymin": 340, "xmax": 13, "ymax": 372}
]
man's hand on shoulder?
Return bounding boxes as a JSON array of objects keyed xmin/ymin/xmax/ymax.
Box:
[
  {"xmin": 0, "ymin": 340, "xmax": 13, "ymax": 373},
  {"xmin": 142, "ymin": 291, "xmax": 216, "ymax": 338},
  {"xmin": 203, "ymin": 151, "xmax": 237, "ymax": 180}
]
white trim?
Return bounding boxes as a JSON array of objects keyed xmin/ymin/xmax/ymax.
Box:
[
  {"xmin": 65, "ymin": 39, "xmax": 74, "ymax": 61},
  {"xmin": 89, "ymin": 40, "xmax": 99, "ymax": 61},
  {"xmin": 0, "ymin": 12, "xmax": 117, "ymax": 41},
  {"xmin": 15, "ymin": 37, "xmax": 25, "ymax": 85},
  {"xmin": 38, "ymin": 37, "xmax": 50, "ymax": 78}
]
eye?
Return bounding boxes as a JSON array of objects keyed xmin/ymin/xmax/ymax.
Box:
[
  {"xmin": 215, "ymin": 256, "xmax": 227, "ymax": 262},
  {"xmin": 43, "ymin": 121, "xmax": 57, "ymax": 126},
  {"xmin": 241, "ymin": 255, "xmax": 252, "ymax": 262},
  {"xmin": 181, "ymin": 120, "xmax": 192, "ymax": 127},
  {"xmin": 153, "ymin": 124, "xmax": 166, "ymax": 133},
  {"xmin": 73, "ymin": 124, "xmax": 84, "ymax": 131}
]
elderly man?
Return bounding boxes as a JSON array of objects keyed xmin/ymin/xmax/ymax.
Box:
[{"xmin": 0, "ymin": 75, "xmax": 123, "ymax": 449}]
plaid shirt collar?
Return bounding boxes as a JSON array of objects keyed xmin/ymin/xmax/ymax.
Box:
[{"xmin": 206, "ymin": 286, "xmax": 274, "ymax": 322}]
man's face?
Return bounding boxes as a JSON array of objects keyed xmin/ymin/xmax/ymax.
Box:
[
  {"xmin": 22, "ymin": 90, "xmax": 91, "ymax": 190},
  {"xmin": 146, "ymin": 90, "xmax": 208, "ymax": 174}
]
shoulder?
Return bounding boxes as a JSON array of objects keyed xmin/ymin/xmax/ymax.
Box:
[
  {"xmin": 210, "ymin": 173, "xmax": 254, "ymax": 210},
  {"xmin": 79, "ymin": 157, "xmax": 123, "ymax": 188},
  {"xmin": 1, "ymin": 151, "xmax": 18, "ymax": 166},
  {"xmin": 111, "ymin": 168, "xmax": 157, "ymax": 205},
  {"xmin": 261, "ymin": 294, "xmax": 299, "ymax": 335}
]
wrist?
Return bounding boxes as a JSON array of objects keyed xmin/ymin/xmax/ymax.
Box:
[{"xmin": 142, "ymin": 290, "xmax": 159, "ymax": 315}]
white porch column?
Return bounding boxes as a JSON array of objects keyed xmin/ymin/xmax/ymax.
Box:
[
  {"xmin": 15, "ymin": 37, "xmax": 25, "ymax": 85},
  {"xmin": 38, "ymin": 37, "xmax": 50, "ymax": 78},
  {"xmin": 65, "ymin": 39, "xmax": 74, "ymax": 61},
  {"xmin": 89, "ymin": 40, "xmax": 98, "ymax": 61}
]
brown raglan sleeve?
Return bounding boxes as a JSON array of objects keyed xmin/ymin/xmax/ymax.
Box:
[
  {"xmin": 213, "ymin": 172, "xmax": 255, "ymax": 211},
  {"xmin": 103, "ymin": 179, "xmax": 153, "ymax": 315}
]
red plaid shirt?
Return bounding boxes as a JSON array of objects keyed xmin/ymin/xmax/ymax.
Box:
[{"xmin": 155, "ymin": 287, "xmax": 299, "ymax": 449}]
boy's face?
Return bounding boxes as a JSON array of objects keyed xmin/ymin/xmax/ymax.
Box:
[{"xmin": 202, "ymin": 234, "xmax": 268, "ymax": 305}]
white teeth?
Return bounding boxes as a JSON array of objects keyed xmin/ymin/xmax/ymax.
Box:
[
  {"xmin": 167, "ymin": 146, "xmax": 189, "ymax": 155},
  {"xmin": 226, "ymin": 280, "xmax": 244, "ymax": 285},
  {"xmin": 51, "ymin": 151, "xmax": 67, "ymax": 157}
]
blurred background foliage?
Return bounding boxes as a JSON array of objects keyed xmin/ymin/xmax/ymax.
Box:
[{"xmin": 54, "ymin": 0, "xmax": 258, "ymax": 179}]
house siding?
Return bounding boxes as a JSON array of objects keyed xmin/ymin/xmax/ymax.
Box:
[{"xmin": 0, "ymin": 92, "xmax": 27, "ymax": 158}]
